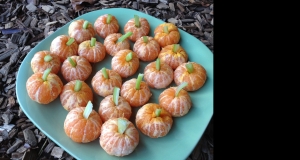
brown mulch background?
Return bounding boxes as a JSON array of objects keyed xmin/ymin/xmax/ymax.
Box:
[{"xmin": 0, "ymin": 0, "xmax": 213, "ymax": 159}]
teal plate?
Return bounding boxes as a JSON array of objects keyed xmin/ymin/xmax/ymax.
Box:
[{"xmin": 16, "ymin": 8, "xmax": 213, "ymax": 160}]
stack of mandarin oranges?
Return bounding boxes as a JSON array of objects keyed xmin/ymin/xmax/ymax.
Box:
[{"xmin": 25, "ymin": 13, "xmax": 207, "ymax": 157}]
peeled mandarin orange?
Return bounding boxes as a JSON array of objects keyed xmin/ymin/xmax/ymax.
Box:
[
  {"xmin": 50, "ymin": 35, "xmax": 78, "ymax": 62},
  {"xmin": 174, "ymin": 62, "xmax": 207, "ymax": 91},
  {"xmin": 91, "ymin": 68, "xmax": 122, "ymax": 97},
  {"xmin": 61, "ymin": 56, "xmax": 92, "ymax": 82},
  {"xmin": 100, "ymin": 117, "xmax": 139, "ymax": 157},
  {"xmin": 133, "ymin": 36, "xmax": 161, "ymax": 61},
  {"xmin": 154, "ymin": 22, "xmax": 180, "ymax": 47},
  {"xmin": 103, "ymin": 33, "xmax": 131, "ymax": 56},
  {"xmin": 144, "ymin": 58, "xmax": 174, "ymax": 89},
  {"xmin": 68, "ymin": 19, "xmax": 96, "ymax": 44},
  {"xmin": 26, "ymin": 68, "xmax": 63, "ymax": 104},
  {"xmin": 98, "ymin": 95, "xmax": 131, "ymax": 122},
  {"xmin": 60, "ymin": 80, "xmax": 93, "ymax": 111},
  {"xmin": 30, "ymin": 50, "xmax": 61, "ymax": 74},
  {"xmin": 136, "ymin": 103, "xmax": 173, "ymax": 138},
  {"xmin": 158, "ymin": 84, "xmax": 192, "ymax": 117},
  {"xmin": 124, "ymin": 15, "xmax": 150, "ymax": 42},
  {"xmin": 111, "ymin": 49, "xmax": 139, "ymax": 78},
  {"xmin": 94, "ymin": 14, "xmax": 119, "ymax": 39},
  {"xmin": 120, "ymin": 74, "xmax": 152, "ymax": 107},
  {"xmin": 78, "ymin": 38, "xmax": 106, "ymax": 63},
  {"xmin": 64, "ymin": 105, "xmax": 102, "ymax": 143},
  {"xmin": 158, "ymin": 44, "xmax": 188, "ymax": 70}
]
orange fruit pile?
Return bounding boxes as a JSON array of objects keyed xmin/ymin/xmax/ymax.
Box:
[{"xmin": 25, "ymin": 12, "xmax": 208, "ymax": 157}]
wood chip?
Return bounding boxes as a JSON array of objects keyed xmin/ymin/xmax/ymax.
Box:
[
  {"xmin": 26, "ymin": 3, "xmax": 37, "ymax": 12},
  {"xmin": 23, "ymin": 129, "xmax": 37, "ymax": 147},
  {"xmin": 177, "ymin": 2, "xmax": 185, "ymax": 12},
  {"xmin": 50, "ymin": 146, "xmax": 64, "ymax": 159},
  {"xmin": 169, "ymin": 3, "xmax": 175, "ymax": 11}
]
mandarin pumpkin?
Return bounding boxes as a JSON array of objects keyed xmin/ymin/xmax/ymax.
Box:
[
  {"xmin": 64, "ymin": 101, "xmax": 102, "ymax": 143},
  {"xmin": 154, "ymin": 22, "xmax": 180, "ymax": 47},
  {"xmin": 174, "ymin": 62, "xmax": 207, "ymax": 91},
  {"xmin": 94, "ymin": 14, "xmax": 119, "ymax": 39},
  {"xmin": 158, "ymin": 82, "xmax": 192, "ymax": 117},
  {"xmin": 133, "ymin": 36, "xmax": 160, "ymax": 61},
  {"xmin": 136, "ymin": 103, "xmax": 173, "ymax": 138},
  {"xmin": 60, "ymin": 80, "xmax": 93, "ymax": 111},
  {"xmin": 124, "ymin": 15, "xmax": 150, "ymax": 42},
  {"xmin": 30, "ymin": 50, "xmax": 61, "ymax": 74},
  {"xmin": 111, "ymin": 49, "xmax": 140, "ymax": 78},
  {"xmin": 68, "ymin": 19, "xmax": 96, "ymax": 44},
  {"xmin": 50, "ymin": 35, "xmax": 78, "ymax": 62},
  {"xmin": 26, "ymin": 68, "xmax": 63, "ymax": 104},
  {"xmin": 100, "ymin": 117, "xmax": 139, "ymax": 156}
]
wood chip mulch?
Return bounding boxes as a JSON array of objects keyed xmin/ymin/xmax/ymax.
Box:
[{"xmin": 0, "ymin": 0, "xmax": 213, "ymax": 159}]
